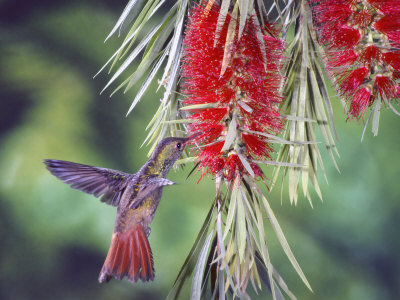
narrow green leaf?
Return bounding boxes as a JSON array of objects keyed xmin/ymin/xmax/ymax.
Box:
[
  {"xmin": 220, "ymin": 2, "xmax": 238, "ymax": 76},
  {"xmin": 145, "ymin": 103, "xmax": 162, "ymax": 131},
  {"xmin": 281, "ymin": 0, "xmax": 297, "ymax": 34},
  {"xmin": 301, "ymin": 148, "xmax": 310, "ymax": 200},
  {"xmin": 223, "ymin": 183, "xmax": 238, "ymax": 240},
  {"xmin": 256, "ymin": 0, "xmax": 266, "ymax": 24},
  {"xmin": 95, "ymin": 29, "xmax": 138, "ymax": 78},
  {"xmin": 221, "ymin": 116, "xmax": 237, "ymax": 152},
  {"xmin": 216, "ymin": 203, "xmax": 227, "ymax": 260},
  {"xmin": 255, "ymin": 255, "xmax": 291, "ymax": 300},
  {"xmin": 100, "ymin": 22, "xmax": 162, "ymax": 94},
  {"xmin": 253, "ymin": 197, "xmax": 277, "ymax": 299},
  {"xmin": 272, "ymin": 0, "xmax": 283, "ymax": 21},
  {"xmin": 252, "ymin": 9, "xmax": 267, "ymax": 69},
  {"xmin": 158, "ymin": 0, "xmax": 188, "ymax": 89},
  {"xmin": 162, "ymin": 119, "xmax": 194, "ymax": 124},
  {"xmin": 118, "ymin": 0, "xmax": 163, "ymax": 60},
  {"xmin": 313, "ymin": 59, "xmax": 338, "ymax": 141},
  {"xmin": 281, "ymin": 114, "xmax": 316, "ymax": 122},
  {"xmin": 238, "ymin": 0, "xmax": 250, "ymax": 39},
  {"xmin": 239, "ymin": 184, "xmax": 257, "ymax": 226},
  {"xmin": 372, "ymin": 99, "xmax": 381, "ymax": 136},
  {"xmin": 236, "ymin": 193, "xmax": 246, "ymax": 262},
  {"xmin": 308, "ymin": 69, "xmax": 339, "ymax": 171},
  {"xmin": 191, "ymin": 231, "xmax": 214, "ymax": 300},
  {"xmin": 271, "ymin": 264, "xmax": 298, "ymax": 300},
  {"xmin": 361, "ymin": 108, "xmax": 373, "ymax": 142},
  {"xmin": 241, "ymin": 128, "xmax": 318, "ymax": 145},
  {"xmin": 261, "ymin": 194, "xmax": 312, "ymax": 291},
  {"xmin": 238, "ymin": 154, "xmax": 255, "ymax": 177},
  {"xmin": 126, "ymin": 43, "xmax": 170, "ymax": 116},
  {"xmin": 142, "ymin": 105, "xmax": 165, "ymax": 147},
  {"xmin": 124, "ymin": 12, "xmax": 177, "ymax": 95},
  {"xmin": 252, "ymin": 160, "xmax": 303, "ymax": 168},
  {"xmin": 142, "ymin": 3, "xmax": 177, "ymax": 59},
  {"xmin": 238, "ymin": 100, "xmax": 253, "ymax": 113},
  {"xmin": 119, "ymin": 0, "xmax": 148, "ymax": 35},
  {"xmin": 180, "ymin": 103, "xmax": 218, "ymax": 110},
  {"xmin": 384, "ymin": 97, "xmax": 400, "ymax": 116},
  {"xmin": 159, "ymin": 42, "xmax": 181, "ymax": 106},
  {"xmin": 110, "ymin": 0, "xmax": 159, "ymax": 71},
  {"xmin": 105, "ymin": 0, "xmax": 142, "ymax": 41},
  {"xmin": 214, "ymin": 0, "xmax": 232, "ymax": 46}
]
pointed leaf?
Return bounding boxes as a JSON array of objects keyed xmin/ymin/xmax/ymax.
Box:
[
  {"xmin": 105, "ymin": 0, "xmax": 142, "ymax": 41},
  {"xmin": 221, "ymin": 116, "xmax": 237, "ymax": 152},
  {"xmin": 236, "ymin": 193, "xmax": 246, "ymax": 262},
  {"xmin": 261, "ymin": 194, "xmax": 312, "ymax": 291},
  {"xmin": 214, "ymin": 0, "xmax": 231, "ymax": 46},
  {"xmin": 372, "ymin": 99, "xmax": 381, "ymax": 136},
  {"xmin": 191, "ymin": 231, "xmax": 214, "ymax": 300},
  {"xmin": 223, "ymin": 182, "xmax": 238, "ymax": 240},
  {"xmin": 238, "ymin": 153, "xmax": 255, "ymax": 177},
  {"xmin": 220, "ymin": 2, "xmax": 238, "ymax": 76}
]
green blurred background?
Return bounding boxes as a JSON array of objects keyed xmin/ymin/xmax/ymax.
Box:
[{"xmin": 0, "ymin": 1, "xmax": 399, "ymax": 299}]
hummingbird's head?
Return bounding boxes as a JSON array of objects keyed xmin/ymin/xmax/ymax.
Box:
[{"xmin": 150, "ymin": 136, "xmax": 195, "ymax": 176}]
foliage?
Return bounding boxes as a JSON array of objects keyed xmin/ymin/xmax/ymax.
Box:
[
  {"xmin": 97, "ymin": 0, "xmax": 399, "ymax": 299},
  {"xmin": 1, "ymin": 0, "xmax": 398, "ymax": 300}
]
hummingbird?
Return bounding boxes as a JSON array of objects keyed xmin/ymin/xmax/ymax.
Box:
[{"xmin": 44, "ymin": 136, "xmax": 193, "ymax": 283}]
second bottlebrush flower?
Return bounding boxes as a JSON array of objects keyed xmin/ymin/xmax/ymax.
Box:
[{"xmin": 311, "ymin": 0, "xmax": 400, "ymax": 119}]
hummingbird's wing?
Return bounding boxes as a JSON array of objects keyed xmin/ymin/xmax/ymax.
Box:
[
  {"xmin": 129, "ymin": 177, "xmax": 177, "ymax": 209},
  {"xmin": 44, "ymin": 159, "xmax": 130, "ymax": 206}
]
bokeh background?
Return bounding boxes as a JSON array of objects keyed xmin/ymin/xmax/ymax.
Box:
[{"xmin": 0, "ymin": 0, "xmax": 399, "ymax": 299}]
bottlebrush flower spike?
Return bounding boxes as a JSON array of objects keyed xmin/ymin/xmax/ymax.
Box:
[
  {"xmin": 182, "ymin": 3, "xmax": 284, "ymax": 181},
  {"xmin": 311, "ymin": 0, "xmax": 400, "ymax": 122},
  {"xmin": 350, "ymin": 87, "xmax": 372, "ymax": 117}
]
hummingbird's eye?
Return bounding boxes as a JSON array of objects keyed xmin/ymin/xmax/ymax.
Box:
[{"xmin": 176, "ymin": 142, "xmax": 182, "ymax": 149}]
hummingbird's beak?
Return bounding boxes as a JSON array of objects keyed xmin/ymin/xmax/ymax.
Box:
[{"xmin": 183, "ymin": 132, "xmax": 202, "ymax": 145}]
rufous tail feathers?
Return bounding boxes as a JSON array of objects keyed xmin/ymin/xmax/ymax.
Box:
[{"xmin": 98, "ymin": 224, "xmax": 154, "ymax": 283}]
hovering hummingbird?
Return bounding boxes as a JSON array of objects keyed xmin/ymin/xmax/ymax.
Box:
[{"xmin": 44, "ymin": 136, "xmax": 193, "ymax": 283}]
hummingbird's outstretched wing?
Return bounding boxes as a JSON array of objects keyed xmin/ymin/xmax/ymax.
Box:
[
  {"xmin": 44, "ymin": 159, "xmax": 130, "ymax": 206},
  {"xmin": 129, "ymin": 177, "xmax": 177, "ymax": 209}
]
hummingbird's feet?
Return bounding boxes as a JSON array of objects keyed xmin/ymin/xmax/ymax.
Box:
[{"xmin": 145, "ymin": 227, "xmax": 151, "ymax": 237}]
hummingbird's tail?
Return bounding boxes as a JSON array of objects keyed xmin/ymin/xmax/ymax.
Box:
[{"xmin": 98, "ymin": 224, "xmax": 154, "ymax": 283}]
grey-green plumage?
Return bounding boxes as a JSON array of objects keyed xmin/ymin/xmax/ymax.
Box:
[{"xmin": 44, "ymin": 136, "xmax": 192, "ymax": 283}]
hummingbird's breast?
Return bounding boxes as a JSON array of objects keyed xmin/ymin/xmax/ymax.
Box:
[{"xmin": 115, "ymin": 189, "xmax": 162, "ymax": 233}]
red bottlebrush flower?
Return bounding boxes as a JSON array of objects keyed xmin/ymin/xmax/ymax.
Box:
[
  {"xmin": 368, "ymin": 0, "xmax": 400, "ymax": 14},
  {"xmin": 338, "ymin": 67, "xmax": 369, "ymax": 95},
  {"xmin": 242, "ymin": 133, "xmax": 271, "ymax": 159},
  {"xmin": 190, "ymin": 108, "xmax": 228, "ymax": 124},
  {"xmin": 350, "ymin": 8, "xmax": 373, "ymax": 28},
  {"xmin": 182, "ymin": 3, "xmax": 284, "ymax": 181},
  {"xmin": 323, "ymin": 26, "xmax": 361, "ymax": 49},
  {"xmin": 350, "ymin": 87, "xmax": 372, "ymax": 118},
  {"xmin": 382, "ymin": 52, "xmax": 400, "ymax": 72},
  {"xmin": 325, "ymin": 50, "xmax": 358, "ymax": 69},
  {"xmin": 224, "ymin": 153, "xmax": 241, "ymax": 181},
  {"xmin": 374, "ymin": 15, "xmax": 400, "ymax": 44},
  {"xmin": 375, "ymin": 76, "xmax": 395, "ymax": 99},
  {"xmin": 359, "ymin": 45, "xmax": 381, "ymax": 65},
  {"xmin": 311, "ymin": 2, "xmax": 352, "ymax": 30},
  {"xmin": 311, "ymin": 0, "xmax": 400, "ymax": 118},
  {"xmin": 197, "ymin": 141, "xmax": 225, "ymax": 177}
]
